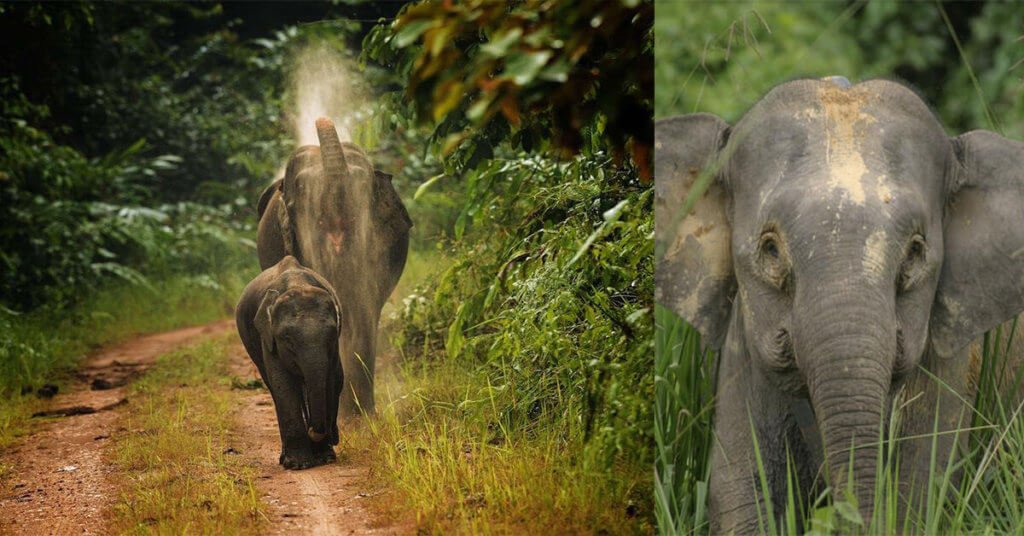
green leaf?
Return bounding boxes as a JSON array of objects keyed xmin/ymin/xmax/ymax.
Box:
[
  {"xmin": 834, "ymin": 501, "xmax": 863, "ymax": 527},
  {"xmin": 414, "ymin": 173, "xmax": 445, "ymax": 200},
  {"xmin": 566, "ymin": 199, "xmax": 628, "ymax": 268},
  {"xmin": 480, "ymin": 28, "xmax": 523, "ymax": 58},
  {"xmin": 504, "ymin": 51, "xmax": 552, "ymax": 86},
  {"xmin": 467, "ymin": 97, "xmax": 493, "ymax": 122},
  {"xmin": 394, "ymin": 20, "xmax": 433, "ymax": 48}
]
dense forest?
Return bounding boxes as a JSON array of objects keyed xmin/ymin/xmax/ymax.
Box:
[
  {"xmin": 0, "ymin": 1, "xmax": 653, "ymax": 533},
  {"xmin": 656, "ymin": 2, "xmax": 1024, "ymax": 535}
]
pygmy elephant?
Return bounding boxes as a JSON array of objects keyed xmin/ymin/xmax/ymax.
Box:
[
  {"xmin": 236, "ymin": 255, "xmax": 343, "ymax": 470},
  {"xmin": 257, "ymin": 117, "xmax": 412, "ymax": 419},
  {"xmin": 656, "ymin": 77, "xmax": 1024, "ymax": 532}
]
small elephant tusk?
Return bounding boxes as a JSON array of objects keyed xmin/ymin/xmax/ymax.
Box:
[{"xmin": 308, "ymin": 427, "xmax": 326, "ymax": 442}]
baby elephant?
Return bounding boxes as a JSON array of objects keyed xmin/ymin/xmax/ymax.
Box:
[{"xmin": 236, "ymin": 255, "xmax": 343, "ymax": 470}]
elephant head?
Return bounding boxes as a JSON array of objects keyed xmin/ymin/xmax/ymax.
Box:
[
  {"xmin": 657, "ymin": 78, "xmax": 1024, "ymax": 516},
  {"xmin": 253, "ymin": 257, "xmax": 343, "ymax": 446}
]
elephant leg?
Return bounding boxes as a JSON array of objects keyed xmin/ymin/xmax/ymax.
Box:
[
  {"xmin": 339, "ymin": 310, "xmax": 378, "ymax": 419},
  {"xmin": 708, "ymin": 314, "xmax": 807, "ymax": 534},
  {"xmin": 896, "ymin": 346, "xmax": 973, "ymax": 514},
  {"xmin": 265, "ymin": 359, "xmax": 329, "ymax": 469}
]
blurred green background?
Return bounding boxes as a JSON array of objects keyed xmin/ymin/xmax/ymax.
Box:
[{"xmin": 655, "ymin": 2, "xmax": 1023, "ymax": 534}]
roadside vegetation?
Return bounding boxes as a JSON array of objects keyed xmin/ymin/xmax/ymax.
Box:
[
  {"xmin": 654, "ymin": 2, "xmax": 1024, "ymax": 534},
  {"xmin": 351, "ymin": 2, "xmax": 653, "ymax": 532}
]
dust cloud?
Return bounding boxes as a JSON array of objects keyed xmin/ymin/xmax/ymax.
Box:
[{"xmin": 289, "ymin": 43, "xmax": 361, "ymax": 147}]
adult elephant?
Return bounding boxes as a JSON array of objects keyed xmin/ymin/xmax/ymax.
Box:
[
  {"xmin": 257, "ymin": 117, "xmax": 411, "ymax": 419},
  {"xmin": 656, "ymin": 78, "xmax": 1024, "ymax": 533}
]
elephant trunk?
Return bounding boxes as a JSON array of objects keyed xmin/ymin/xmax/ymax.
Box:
[
  {"xmin": 305, "ymin": 381, "xmax": 329, "ymax": 443},
  {"xmin": 302, "ymin": 354, "xmax": 333, "ymax": 443},
  {"xmin": 315, "ymin": 117, "xmax": 348, "ymax": 179},
  {"xmin": 795, "ymin": 291, "xmax": 895, "ymax": 518}
]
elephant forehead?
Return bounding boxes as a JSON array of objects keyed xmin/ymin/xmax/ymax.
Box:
[
  {"xmin": 340, "ymin": 142, "xmax": 373, "ymax": 171},
  {"xmin": 286, "ymin": 166, "xmax": 325, "ymax": 195},
  {"xmin": 732, "ymin": 101, "xmax": 944, "ymax": 222},
  {"xmin": 800, "ymin": 85, "xmax": 878, "ymax": 206},
  {"xmin": 275, "ymin": 286, "xmax": 336, "ymax": 314},
  {"xmin": 734, "ymin": 80, "xmax": 946, "ymax": 190}
]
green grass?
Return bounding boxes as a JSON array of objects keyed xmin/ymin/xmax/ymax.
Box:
[
  {"xmin": 0, "ymin": 268, "xmax": 254, "ymax": 449},
  {"xmin": 357, "ymin": 241, "xmax": 653, "ymax": 535},
  {"xmin": 655, "ymin": 307, "xmax": 1024, "ymax": 534},
  {"xmin": 111, "ymin": 335, "xmax": 265, "ymax": 534},
  {"xmin": 350, "ymin": 359, "xmax": 651, "ymax": 535},
  {"xmin": 654, "ymin": 305, "xmax": 715, "ymax": 536}
]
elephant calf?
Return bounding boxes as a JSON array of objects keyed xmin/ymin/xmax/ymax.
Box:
[{"xmin": 236, "ymin": 255, "xmax": 343, "ymax": 470}]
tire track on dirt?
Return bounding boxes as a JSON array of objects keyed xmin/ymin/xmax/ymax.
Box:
[
  {"xmin": 0, "ymin": 320, "xmax": 235, "ymax": 536},
  {"xmin": 227, "ymin": 340, "xmax": 410, "ymax": 535}
]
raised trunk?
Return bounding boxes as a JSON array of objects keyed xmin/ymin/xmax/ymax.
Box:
[{"xmin": 315, "ymin": 117, "xmax": 348, "ymax": 179}]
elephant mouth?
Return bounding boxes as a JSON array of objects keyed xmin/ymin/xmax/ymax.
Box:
[
  {"xmin": 764, "ymin": 328, "xmax": 797, "ymax": 372},
  {"xmin": 891, "ymin": 327, "xmax": 910, "ymax": 380}
]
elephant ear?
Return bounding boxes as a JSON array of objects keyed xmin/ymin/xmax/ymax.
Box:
[
  {"xmin": 655, "ymin": 113, "xmax": 735, "ymax": 349},
  {"xmin": 306, "ymin": 270, "xmax": 342, "ymax": 327},
  {"xmin": 931, "ymin": 130, "xmax": 1024, "ymax": 357},
  {"xmin": 256, "ymin": 178, "xmax": 283, "ymax": 222},
  {"xmin": 254, "ymin": 290, "xmax": 280, "ymax": 358},
  {"xmin": 373, "ymin": 170, "xmax": 413, "ymax": 229}
]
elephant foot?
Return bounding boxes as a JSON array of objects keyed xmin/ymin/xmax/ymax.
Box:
[{"xmin": 280, "ymin": 444, "xmax": 336, "ymax": 470}]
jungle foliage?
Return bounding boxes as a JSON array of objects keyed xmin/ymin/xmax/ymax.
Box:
[
  {"xmin": 655, "ymin": 2, "xmax": 1024, "ymax": 534},
  {"xmin": 377, "ymin": 0, "xmax": 653, "ymax": 178},
  {"xmin": 362, "ymin": 0, "xmax": 654, "ymax": 480}
]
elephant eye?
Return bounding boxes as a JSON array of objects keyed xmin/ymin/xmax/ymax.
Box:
[{"xmin": 757, "ymin": 230, "xmax": 790, "ymax": 289}]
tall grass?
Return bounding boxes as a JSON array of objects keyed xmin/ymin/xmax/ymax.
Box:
[
  {"xmin": 654, "ymin": 308, "xmax": 1024, "ymax": 534},
  {"xmin": 654, "ymin": 306, "xmax": 715, "ymax": 535},
  {"xmin": 350, "ymin": 358, "xmax": 651, "ymax": 535}
]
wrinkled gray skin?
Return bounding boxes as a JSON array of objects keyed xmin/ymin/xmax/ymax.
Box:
[
  {"xmin": 236, "ymin": 255, "xmax": 343, "ymax": 470},
  {"xmin": 257, "ymin": 118, "xmax": 411, "ymax": 419},
  {"xmin": 656, "ymin": 78, "xmax": 1024, "ymax": 533}
]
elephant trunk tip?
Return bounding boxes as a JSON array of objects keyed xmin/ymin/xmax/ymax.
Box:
[
  {"xmin": 308, "ymin": 426, "xmax": 327, "ymax": 443},
  {"xmin": 315, "ymin": 116, "xmax": 334, "ymax": 131}
]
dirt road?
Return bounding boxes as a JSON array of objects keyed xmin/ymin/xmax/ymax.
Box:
[
  {"xmin": 0, "ymin": 320, "xmax": 408, "ymax": 535},
  {"xmin": 226, "ymin": 337, "xmax": 407, "ymax": 535}
]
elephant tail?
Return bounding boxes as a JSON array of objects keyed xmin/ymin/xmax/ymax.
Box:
[{"xmin": 315, "ymin": 117, "xmax": 349, "ymax": 179}]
